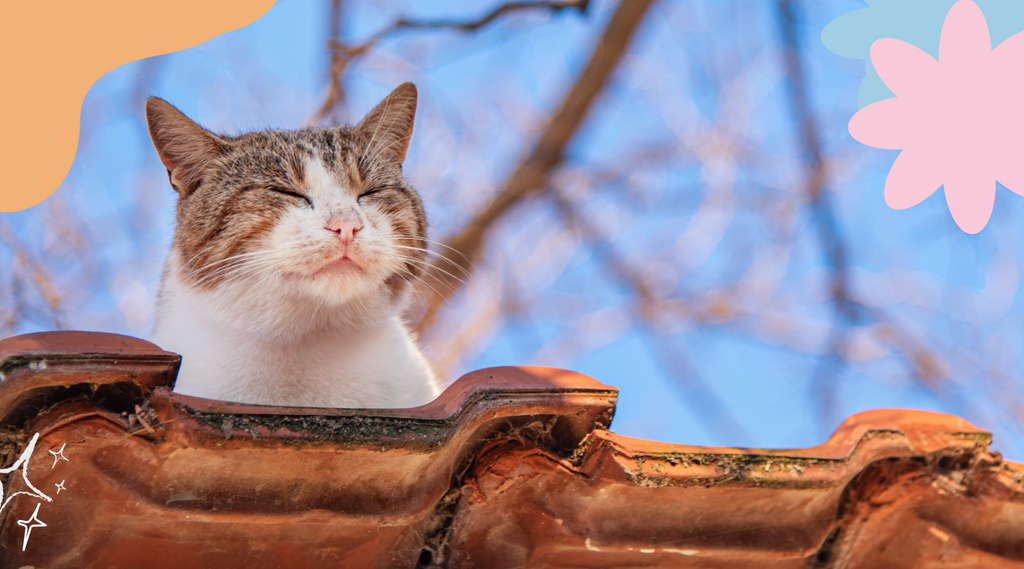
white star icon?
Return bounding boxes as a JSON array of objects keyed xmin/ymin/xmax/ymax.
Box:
[
  {"xmin": 55, "ymin": 480, "xmax": 66, "ymax": 494},
  {"xmin": 49, "ymin": 443, "xmax": 68, "ymax": 469},
  {"xmin": 17, "ymin": 503, "xmax": 46, "ymax": 551}
]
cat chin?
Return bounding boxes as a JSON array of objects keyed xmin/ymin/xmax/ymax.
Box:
[
  {"xmin": 173, "ymin": 247, "xmax": 395, "ymax": 305},
  {"xmin": 314, "ymin": 256, "xmax": 363, "ymax": 276},
  {"xmin": 294, "ymin": 266, "xmax": 401, "ymax": 306}
]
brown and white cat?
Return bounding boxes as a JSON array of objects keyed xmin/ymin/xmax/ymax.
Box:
[{"xmin": 146, "ymin": 83, "xmax": 441, "ymax": 408}]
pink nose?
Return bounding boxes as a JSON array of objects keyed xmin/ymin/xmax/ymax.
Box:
[{"xmin": 326, "ymin": 215, "xmax": 363, "ymax": 245}]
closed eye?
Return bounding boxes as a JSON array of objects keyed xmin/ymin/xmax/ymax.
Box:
[
  {"xmin": 358, "ymin": 187, "xmax": 387, "ymax": 201},
  {"xmin": 268, "ymin": 186, "xmax": 313, "ymax": 207}
]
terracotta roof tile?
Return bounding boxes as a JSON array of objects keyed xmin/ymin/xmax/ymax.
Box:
[{"xmin": 0, "ymin": 331, "xmax": 1021, "ymax": 568}]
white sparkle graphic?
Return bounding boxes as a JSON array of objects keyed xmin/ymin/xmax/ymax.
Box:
[
  {"xmin": 49, "ymin": 443, "xmax": 69, "ymax": 469},
  {"xmin": 55, "ymin": 480, "xmax": 66, "ymax": 494},
  {"xmin": 1, "ymin": 433, "xmax": 53, "ymax": 515},
  {"xmin": 16, "ymin": 502, "xmax": 47, "ymax": 552}
]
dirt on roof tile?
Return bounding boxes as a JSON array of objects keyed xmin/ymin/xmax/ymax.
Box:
[{"xmin": 1, "ymin": 331, "xmax": 1021, "ymax": 568}]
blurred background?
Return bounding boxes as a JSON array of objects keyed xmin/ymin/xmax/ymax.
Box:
[{"xmin": 2, "ymin": 0, "xmax": 1022, "ymax": 458}]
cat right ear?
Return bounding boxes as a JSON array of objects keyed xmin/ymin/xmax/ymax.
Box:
[
  {"xmin": 356, "ymin": 83, "xmax": 418, "ymax": 165},
  {"xmin": 146, "ymin": 98, "xmax": 225, "ymax": 197}
]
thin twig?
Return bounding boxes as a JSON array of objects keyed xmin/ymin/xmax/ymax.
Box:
[
  {"xmin": 313, "ymin": 0, "xmax": 589, "ymax": 124},
  {"xmin": 313, "ymin": 0, "xmax": 348, "ymax": 124},
  {"xmin": 0, "ymin": 219, "xmax": 67, "ymax": 331},
  {"xmin": 374, "ymin": 0, "xmax": 589, "ymax": 34}
]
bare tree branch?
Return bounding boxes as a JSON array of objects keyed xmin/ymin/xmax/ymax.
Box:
[
  {"xmin": 417, "ymin": 0, "xmax": 656, "ymax": 333},
  {"xmin": 776, "ymin": 0, "xmax": 855, "ymax": 319},
  {"xmin": 0, "ymin": 220, "xmax": 66, "ymax": 331},
  {"xmin": 313, "ymin": 0, "xmax": 589, "ymax": 124},
  {"xmin": 313, "ymin": 0, "xmax": 348, "ymax": 124},
  {"xmin": 776, "ymin": 0, "xmax": 972, "ymax": 429},
  {"xmin": 374, "ymin": 0, "xmax": 589, "ymax": 34},
  {"xmin": 775, "ymin": 0, "xmax": 860, "ymax": 425},
  {"xmin": 551, "ymin": 187, "xmax": 756, "ymax": 442}
]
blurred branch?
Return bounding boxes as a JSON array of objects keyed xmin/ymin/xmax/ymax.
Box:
[
  {"xmin": 313, "ymin": 0, "xmax": 590, "ymax": 124},
  {"xmin": 377, "ymin": 0, "xmax": 588, "ymax": 34},
  {"xmin": 0, "ymin": 220, "xmax": 66, "ymax": 331},
  {"xmin": 314, "ymin": 0, "xmax": 349, "ymax": 124},
  {"xmin": 550, "ymin": 188, "xmax": 755, "ymax": 443},
  {"xmin": 776, "ymin": 0, "xmax": 853, "ymax": 318},
  {"xmin": 776, "ymin": 0, "xmax": 859, "ymax": 422},
  {"xmin": 417, "ymin": 0, "xmax": 656, "ymax": 334},
  {"xmin": 776, "ymin": 1, "xmax": 967, "ymax": 426},
  {"xmin": 550, "ymin": 191, "xmax": 654, "ymax": 304}
]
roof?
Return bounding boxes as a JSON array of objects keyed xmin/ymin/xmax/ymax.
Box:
[{"xmin": 0, "ymin": 331, "xmax": 1022, "ymax": 568}]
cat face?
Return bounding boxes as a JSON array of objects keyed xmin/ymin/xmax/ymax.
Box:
[{"xmin": 146, "ymin": 84, "xmax": 427, "ymax": 312}]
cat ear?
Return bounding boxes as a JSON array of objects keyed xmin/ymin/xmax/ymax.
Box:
[
  {"xmin": 146, "ymin": 97, "xmax": 225, "ymax": 197},
  {"xmin": 356, "ymin": 82, "xmax": 418, "ymax": 165}
]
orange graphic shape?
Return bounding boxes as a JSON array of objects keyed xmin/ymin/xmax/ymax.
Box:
[{"xmin": 0, "ymin": 0, "xmax": 277, "ymax": 212}]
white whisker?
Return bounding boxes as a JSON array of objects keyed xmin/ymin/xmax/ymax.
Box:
[
  {"xmin": 360, "ymin": 96, "xmax": 393, "ymax": 162},
  {"xmin": 389, "ymin": 244, "xmax": 474, "ymax": 278},
  {"xmin": 364, "ymin": 96, "xmax": 414, "ymax": 166}
]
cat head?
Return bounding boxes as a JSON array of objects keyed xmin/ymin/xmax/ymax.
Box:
[{"xmin": 146, "ymin": 83, "xmax": 427, "ymax": 326}]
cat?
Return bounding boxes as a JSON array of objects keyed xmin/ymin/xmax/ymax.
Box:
[{"xmin": 146, "ymin": 83, "xmax": 442, "ymax": 409}]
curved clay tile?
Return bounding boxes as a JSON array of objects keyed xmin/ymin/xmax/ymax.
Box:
[{"xmin": 0, "ymin": 331, "xmax": 1021, "ymax": 568}]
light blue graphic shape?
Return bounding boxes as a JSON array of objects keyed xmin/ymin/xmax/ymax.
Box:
[{"xmin": 821, "ymin": 0, "xmax": 1024, "ymax": 108}]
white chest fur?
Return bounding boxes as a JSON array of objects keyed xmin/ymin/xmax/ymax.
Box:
[{"xmin": 151, "ymin": 263, "xmax": 441, "ymax": 409}]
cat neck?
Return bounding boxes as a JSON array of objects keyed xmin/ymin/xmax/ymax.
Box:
[
  {"xmin": 156, "ymin": 251, "xmax": 402, "ymax": 342},
  {"xmin": 150, "ymin": 253, "xmax": 439, "ymax": 408}
]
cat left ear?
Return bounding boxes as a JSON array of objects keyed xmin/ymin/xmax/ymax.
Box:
[
  {"xmin": 146, "ymin": 97, "xmax": 226, "ymax": 197},
  {"xmin": 356, "ymin": 82, "xmax": 418, "ymax": 165}
]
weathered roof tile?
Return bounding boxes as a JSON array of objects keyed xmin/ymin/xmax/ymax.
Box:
[{"xmin": 0, "ymin": 332, "xmax": 1021, "ymax": 568}]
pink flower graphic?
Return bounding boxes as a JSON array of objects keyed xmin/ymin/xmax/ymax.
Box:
[{"xmin": 848, "ymin": 0, "xmax": 1024, "ymax": 234}]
